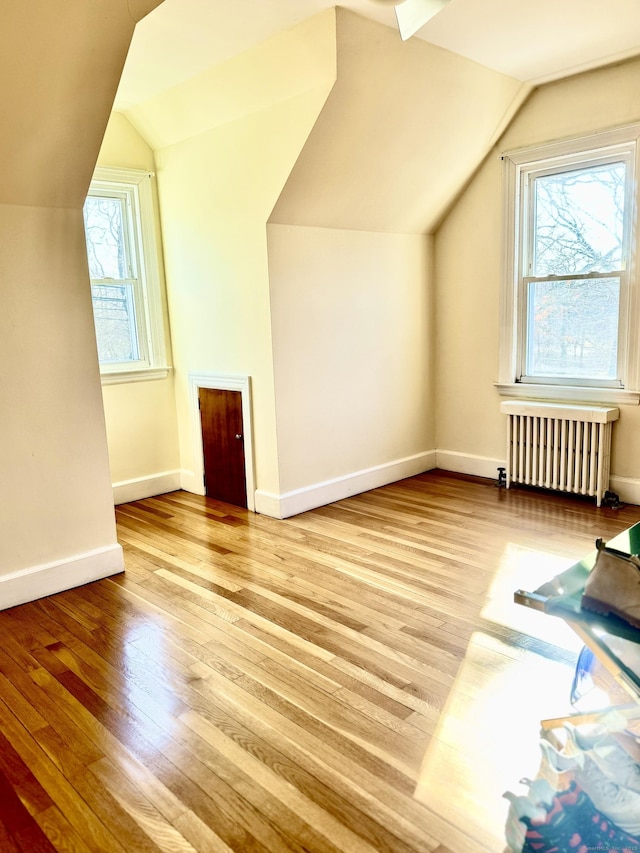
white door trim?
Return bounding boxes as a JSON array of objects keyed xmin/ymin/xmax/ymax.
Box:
[{"xmin": 188, "ymin": 372, "xmax": 255, "ymax": 512}]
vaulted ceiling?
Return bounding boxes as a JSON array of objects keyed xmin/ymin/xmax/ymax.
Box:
[
  {"xmin": 116, "ymin": 0, "xmax": 640, "ymax": 110},
  {"xmin": 2, "ymin": 0, "xmax": 162, "ymax": 208},
  {"xmin": 114, "ymin": 1, "xmax": 640, "ymax": 236}
]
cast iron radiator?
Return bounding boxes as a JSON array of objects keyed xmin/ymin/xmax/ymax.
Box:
[{"xmin": 500, "ymin": 401, "xmax": 619, "ymax": 507}]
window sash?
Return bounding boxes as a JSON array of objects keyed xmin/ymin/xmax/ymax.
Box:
[
  {"xmin": 89, "ymin": 279, "xmax": 149, "ymax": 368},
  {"xmin": 85, "ymin": 169, "xmax": 164, "ymax": 376},
  {"xmin": 84, "ymin": 189, "xmax": 137, "ymax": 282},
  {"xmin": 517, "ymin": 271, "xmax": 625, "ymax": 387}
]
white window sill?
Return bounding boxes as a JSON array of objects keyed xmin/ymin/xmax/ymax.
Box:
[
  {"xmin": 100, "ymin": 366, "xmax": 172, "ymax": 386},
  {"xmin": 495, "ymin": 382, "xmax": 640, "ymax": 406}
]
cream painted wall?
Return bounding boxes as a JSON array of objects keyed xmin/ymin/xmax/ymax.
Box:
[
  {"xmin": 0, "ymin": 0, "xmax": 163, "ymax": 608},
  {"xmin": 0, "ymin": 204, "xmax": 118, "ymax": 570},
  {"xmin": 435, "ymin": 56, "xmax": 640, "ymax": 486},
  {"xmin": 126, "ymin": 7, "xmax": 525, "ymax": 513},
  {"xmin": 271, "ymin": 9, "xmax": 528, "ymax": 235},
  {"xmin": 96, "ymin": 113, "xmax": 180, "ymax": 490},
  {"xmin": 99, "ymin": 112, "xmax": 157, "ymax": 171},
  {"xmin": 267, "ymin": 224, "xmax": 433, "ymax": 494},
  {"xmin": 155, "ymin": 86, "xmax": 333, "ymax": 497},
  {"xmin": 132, "ymin": 13, "xmax": 338, "ymax": 500}
]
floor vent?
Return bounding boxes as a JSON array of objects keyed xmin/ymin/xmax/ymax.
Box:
[{"xmin": 500, "ymin": 401, "xmax": 619, "ymax": 507}]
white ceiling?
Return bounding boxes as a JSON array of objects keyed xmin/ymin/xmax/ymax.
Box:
[{"xmin": 116, "ymin": 0, "xmax": 640, "ymax": 110}]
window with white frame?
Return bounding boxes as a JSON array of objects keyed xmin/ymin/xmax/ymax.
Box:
[
  {"xmin": 498, "ymin": 124, "xmax": 640, "ymax": 405},
  {"xmin": 84, "ymin": 167, "xmax": 168, "ymax": 383}
]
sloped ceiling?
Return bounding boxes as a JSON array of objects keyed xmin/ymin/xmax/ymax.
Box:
[
  {"xmin": 127, "ymin": 10, "xmax": 337, "ymax": 152},
  {"xmin": 116, "ymin": 0, "xmax": 640, "ymax": 110},
  {"xmin": 113, "ymin": 1, "xmax": 640, "ymax": 233},
  {"xmin": 0, "ymin": 0, "xmax": 163, "ymax": 209},
  {"xmin": 269, "ymin": 9, "xmax": 527, "ymax": 233}
]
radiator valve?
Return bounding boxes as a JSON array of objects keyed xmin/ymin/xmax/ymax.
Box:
[{"xmin": 601, "ymin": 490, "xmax": 621, "ymax": 509}]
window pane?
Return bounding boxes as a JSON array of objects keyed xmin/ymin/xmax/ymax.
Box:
[
  {"xmin": 532, "ymin": 163, "xmax": 626, "ymax": 277},
  {"xmin": 526, "ymin": 278, "xmax": 619, "ymax": 380},
  {"xmin": 84, "ymin": 196, "xmax": 129, "ymax": 280},
  {"xmin": 91, "ymin": 283, "xmax": 140, "ymax": 363}
]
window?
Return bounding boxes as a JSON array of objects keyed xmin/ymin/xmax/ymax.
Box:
[
  {"xmin": 498, "ymin": 125, "xmax": 640, "ymax": 404},
  {"xmin": 84, "ymin": 167, "xmax": 168, "ymax": 383}
]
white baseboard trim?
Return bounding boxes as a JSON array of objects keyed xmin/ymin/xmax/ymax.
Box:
[
  {"xmin": 608, "ymin": 475, "xmax": 640, "ymax": 507},
  {"xmin": 436, "ymin": 452, "xmax": 640, "ymax": 507},
  {"xmin": 436, "ymin": 450, "xmax": 505, "ymax": 481},
  {"xmin": 113, "ymin": 470, "xmax": 182, "ymax": 505},
  {"xmin": 111, "ymin": 457, "xmax": 640, "ymax": 519},
  {"xmin": 255, "ymin": 450, "xmax": 436, "ymax": 519},
  {"xmin": 254, "ymin": 490, "xmax": 283, "ymax": 518},
  {"xmin": 179, "ymin": 469, "xmax": 205, "ymax": 496},
  {"xmin": 0, "ymin": 544, "xmax": 124, "ymax": 612}
]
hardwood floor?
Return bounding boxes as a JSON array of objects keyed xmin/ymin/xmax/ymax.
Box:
[{"xmin": 0, "ymin": 471, "xmax": 639, "ymax": 852}]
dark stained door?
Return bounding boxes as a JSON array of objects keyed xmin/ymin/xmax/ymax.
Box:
[{"xmin": 199, "ymin": 387, "xmax": 247, "ymax": 508}]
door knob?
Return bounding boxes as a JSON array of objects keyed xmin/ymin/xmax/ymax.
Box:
[{"xmin": 235, "ymin": 434, "xmax": 243, "ymax": 440}]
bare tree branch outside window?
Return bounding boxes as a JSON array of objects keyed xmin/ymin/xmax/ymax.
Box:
[
  {"xmin": 525, "ymin": 163, "xmax": 625, "ymax": 380},
  {"xmin": 83, "ymin": 195, "xmax": 139, "ymax": 363}
]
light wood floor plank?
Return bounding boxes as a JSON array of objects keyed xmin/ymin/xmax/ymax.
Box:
[{"xmin": 0, "ymin": 471, "xmax": 638, "ymax": 851}]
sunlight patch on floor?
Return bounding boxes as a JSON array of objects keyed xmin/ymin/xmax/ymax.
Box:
[
  {"xmin": 482, "ymin": 542, "xmax": 585, "ymax": 650},
  {"xmin": 413, "ymin": 542, "xmax": 588, "ymax": 850},
  {"xmin": 413, "ymin": 629, "xmax": 576, "ymax": 850}
]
